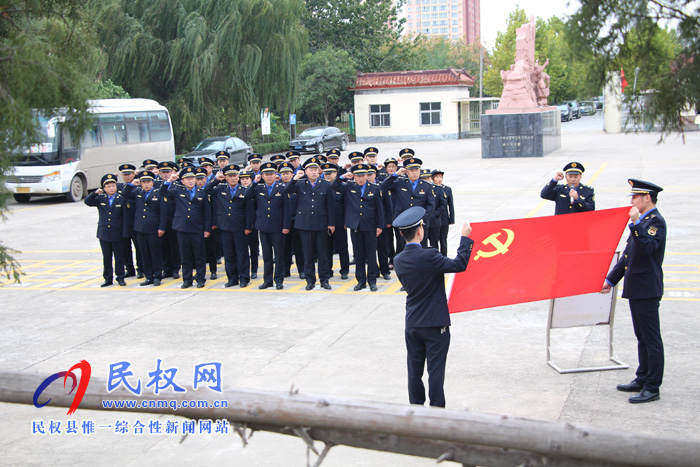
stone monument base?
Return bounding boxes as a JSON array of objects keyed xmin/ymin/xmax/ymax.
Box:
[{"xmin": 481, "ymin": 109, "xmax": 561, "ymax": 158}]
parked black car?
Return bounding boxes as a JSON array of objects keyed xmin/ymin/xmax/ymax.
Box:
[
  {"xmin": 558, "ymin": 104, "xmax": 572, "ymax": 122},
  {"xmin": 182, "ymin": 136, "xmax": 253, "ymax": 166},
  {"xmin": 289, "ymin": 126, "xmax": 348, "ymax": 154}
]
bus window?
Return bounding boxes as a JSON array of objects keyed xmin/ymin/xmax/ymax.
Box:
[
  {"xmin": 125, "ymin": 112, "xmax": 150, "ymax": 143},
  {"xmin": 81, "ymin": 125, "xmax": 102, "ymax": 148},
  {"xmin": 148, "ymin": 111, "xmax": 172, "ymax": 142},
  {"xmin": 115, "ymin": 123, "xmax": 128, "ymax": 144},
  {"xmin": 61, "ymin": 127, "xmax": 80, "ymax": 163}
]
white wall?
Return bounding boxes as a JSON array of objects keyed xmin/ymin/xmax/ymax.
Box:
[{"xmin": 354, "ymin": 86, "xmax": 470, "ymax": 143}]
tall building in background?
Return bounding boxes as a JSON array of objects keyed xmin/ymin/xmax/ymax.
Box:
[{"xmin": 397, "ymin": 0, "xmax": 481, "ymax": 45}]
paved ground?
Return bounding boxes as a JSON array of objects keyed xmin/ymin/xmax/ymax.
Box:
[{"xmin": 1, "ymin": 114, "xmax": 699, "ymax": 466}]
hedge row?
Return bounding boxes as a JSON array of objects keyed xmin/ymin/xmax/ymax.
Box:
[{"xmin": 253, "ymin": 142, "xmax": 291, "ymax": 156}]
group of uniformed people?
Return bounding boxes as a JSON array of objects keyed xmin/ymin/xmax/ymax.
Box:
[{"xmin": 86, "ymin": 147, "xmax": 456, "ymax": 292}]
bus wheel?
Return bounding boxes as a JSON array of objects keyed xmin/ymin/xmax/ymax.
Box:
[
  {"xmin": 13, "ymin": 194, "xmax": 31, "ymax": 203},
  {"xmin": 66, "ymin": 175, "xmax": 85, "ymax": 202}
]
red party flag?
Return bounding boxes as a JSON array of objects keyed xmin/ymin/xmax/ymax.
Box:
[
  {"xmin": 447, "ymin": 207, "xmax": 630, "ymax": 313},
  {"xmin": 621, "ymin": 67, "xmax": 628, "ymax": 93}
]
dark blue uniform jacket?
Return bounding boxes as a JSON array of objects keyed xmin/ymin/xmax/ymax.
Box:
[
  {"xmin": 84, "ymin": 191, "xmax": 130, "ymax": 242},
  {"xmin": 540, "ymin": 180, "xmax": 595, "ymax": 215}
]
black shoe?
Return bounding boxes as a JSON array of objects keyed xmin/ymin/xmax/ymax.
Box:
[
  {"xmin": 225, "ymin": 281, "xmax": 238, "ymax": 288},
  {"xmin": 382, "ymin": 273, "xmax": 391, "ymax": 280},
  {"xmin": 354, "ymin": 283, "xmax": 366, "ymax": 291},
  {"xmin": 321, "ymin": 282, "xmax": 331, "ymax": 290},
  {"xmin": 100, "ymin": 281, "xmax": 113, "ymax": 288},
  {"xmin": 162, "ymin": 272, "xmax": 173, "ymax": 279},
  {"xmin": 305, "ymin": 283, "xmax": 315, "ymax": 291},
  {"xmin": 629, "ymin": 389, "xmax": 660, "ymax": 404},
  {"xmin": 276, "ymin": 283, "xmax": 284, "ymax": 290},
  {"xmin": 172, "ymin": 272, "xmax": 180, "ymax": 279},
  {"xmin": 369, "ymin": 283, "xmax": 378, "ymax": 292},
  {"xmin": 251, "ymin": 272, "xmax": 257, "ymax": 279},
  {"xmin": 137, "ymin": 272, "xmax": 145, "ymax": 279},
  {"xmin": 181, "ymin": 282, "xmax": 192, "ymax": 289},
  {"xmin": 210, "ymin": 272, "xmax": 218, "ymax": 280},
  {"xmin": 139, "ymin": 279, "xmax": 154, "ymax": 287},
  {"xmin": 117, "ymin": 280, "xmax": 127, "ymax": 287},
  {"xmin": 196, "ymin": 282, "xmax": 205, "ymax": 288},
  {"xmin": 153, "ymin": 279, "xmax": 161, "ymax": 287},
  {"xmin": 125, "ymin": 270, "xmax": 136, "ymax": 278},
  {"xmin": 259, "ymin": 282, "xmax": 273, "ymax": 289},
  {"xmin": 617, "ymin": 381, "xmax": 644, "ymax": 393},
  {"xmin": 299, "ymin": 273, "xmax": 306, "ymax": 280},
  {"xmin": 340, "ymin": 273, "xmax": 349, "ymax": 280},
  {"xmin": 240, "ymin": 281, "xmax": 249, "ymax": 288}
]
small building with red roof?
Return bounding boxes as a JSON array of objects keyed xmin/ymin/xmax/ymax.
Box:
[{"xmin": 350, "ymin": 68, "xmax": 475, "ymax": 143}]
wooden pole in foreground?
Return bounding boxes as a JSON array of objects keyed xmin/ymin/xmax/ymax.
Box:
[{"xmin": 1, "ymin": 371, "xmax": 698, "ymax": 467}]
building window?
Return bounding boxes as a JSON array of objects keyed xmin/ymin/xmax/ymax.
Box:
[
  {"xmin": 370, "ymin": 104, "xmax": 391, "ymax": 127},
  {"xmin": 420, "ymin": 102, "xmax": 441, "ymax": 125}
]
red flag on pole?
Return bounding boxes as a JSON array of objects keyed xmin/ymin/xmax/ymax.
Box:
[
  {"xmin": 621, "ymin": 67, "xmax": 628, "ymax": 94},
  {"xmin": 447, "ymin": 207, "xmax": 630, "ymax": 313}
]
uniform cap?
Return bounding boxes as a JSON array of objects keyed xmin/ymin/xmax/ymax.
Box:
[
  {"xmin": 431, "ymin": 169, "xmax": 444, "ymax": 176},
  {"xmin": 216, "ymin": 151, "xmax": 230, "ymax": 160},
  {"xmin": 239, "ymin": 170, "xmax": 252, "ymax": 179},
  {"xmin": 223, "ymin": 164, "xmax": 240, "ymax": 176},
  {"xmin": 179, "ymin": 160, "xmax": 193, "ymax": 169},
  {"xmin": 403, "ymin": 157, "xmax": 423, "ymax": 169},
  {"xmin": 248, "ymin": 153, "xmax": 263, "ymax": 163},
  {"xmin": 393, "ymin": 206, "xmax": 425, "ymax": 229},
  {"xmin": 351, "ymin": 163, "xmax": 369, "ymax": 175},
  {"xmin": 119, "ymin": 164, "xmax": 136, "ymax": 174},
  {"xmin": 348, "ymin": 151, "xmax": 364, "ymax": 162},
  {"xmin": 101, "ymin": 173, "xmax": 118, "ymax": 187},
  {"xmin": 322, "ymin": 163, "xmax": 339, "ymax": 173},
  {"xmin": 420, "ymin": 169, "xmax": 432, "ymax": 178},
  {"xmin": 628, "ymin": 179, "xmax": 663, "ymax": 196},
  {"xmin": 158, "ymin": 161, "xmax": 177, "ymax": 171},
  {"xmin": 303, "ymin": 157, "xmax": 321, "ymax": 169},
  {"xmin": 194, "ymin": 167, "xmax": 207, "ymax": 178},
  {"xmin": 179, "ymin": 167, "xmax": 196, "ymax": 179},
  {"xmin": 139, "ymin": 170, "xmax": 155, "ymax": 181},
  {"xmin": 364, "ymin": 147, "xmax": 379, "ymax": 156},
  {"xmin": 285, "ymin": 151, "xmax": 301, "ymax": 160},
  {"xmin": 198, "ymin": 157, "xmax": 214, "ymax": 167},
  {"xmin": 260, "ymin": 162, "xmax": 277, "ymax": 173},
  {"xmin": 399, "ymin": 148, "xmax": 415, "ymax": 159},
  {"xmin": 142, "ymin": 159, "xmax": 158, "ymax": 169},
  {"xmin": 367, "ymin": 166, "xmax": 377, "ymax": 174},
  {"xmin": 326, "ymin": 149, "xmax": 341, "ymax": 159},
  {"xmin": 278, "ymin": 162, "xmax": 294, "ymax": 173},
  {"xmin": 384, "ymin": 157, "xmax": 398, "ymax": 167},
  {"xmin": 564, "ymin": 162, "xmax": 585, "ymax": 174},
  {"xmin": 270, "ymin": 154, "xmax": 286, "ymax": 164}
]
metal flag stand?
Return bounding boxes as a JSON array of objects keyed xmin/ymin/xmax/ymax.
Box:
[{"xmin": 546, "ymin": 251, "xmax": 629, "ymax": 374}]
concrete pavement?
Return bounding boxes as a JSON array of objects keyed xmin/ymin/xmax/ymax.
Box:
[{"xmin": 1, "ymin": 114, "xmax": 699, "ymax": 466}]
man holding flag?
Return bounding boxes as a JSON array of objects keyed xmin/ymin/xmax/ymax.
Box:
[
  {"xmin": 540, "ymin": 162, "xmax": 595, "ymax": 215},
  {"xmin": 602, "ymin": 179, "xmax": 667, "ymax": 404},
  {"xmin": 393, "ymin": 207, "xmax": 474, "ymax": 408}
]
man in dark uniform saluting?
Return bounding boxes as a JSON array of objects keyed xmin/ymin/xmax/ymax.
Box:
[
  {"xmin": 540, "ymin": 161, "xmax": 595, "ymax": 215},
  {"xmin": 393, "ymin": 207, "xmax": 474, "ymax": 408},
  {"xmin": 602, "ymin": 179, "xmax": 667, "ymax": 404}
]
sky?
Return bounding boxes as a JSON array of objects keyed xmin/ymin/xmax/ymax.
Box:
[{"xmin": 479, "ymin": 0, "xmax": 580, "ymax": 50}]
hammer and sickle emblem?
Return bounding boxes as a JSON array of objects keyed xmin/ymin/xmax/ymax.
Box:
[{"xmin": 474, "ymin": 229, "xmax": 515, "ymax": 260}]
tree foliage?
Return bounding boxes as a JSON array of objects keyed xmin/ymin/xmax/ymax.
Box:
[
  {"xmin": 567, "ymin": 0, "xmax": 698, "ymax": 135},
  {"xmin": 303, "ymin": 0, "xmax": 406, "ymax": 72},
  {"xmin": 298, "ymin": 47, "xmax": 357, "ymax": 126},
  {"xmin": 0, "ymin": 0, "xmax": 98, "ymax": 283},
  {"xmin": 90, "ymin": 0, "xmax": 308, "ymax": 151}
]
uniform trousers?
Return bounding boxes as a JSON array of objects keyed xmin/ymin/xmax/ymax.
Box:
[
  {"xmin": 327, "ymin": 226, "xmax": 349, "ymax": 276},
  {"xmin": 205, "ymin": 230, "xmax": 218, "ymax": 275},
  {"xmin": 386, "ymin": 227, "xmax": 396, "ymax": 266},
  {"xmin": 247, "ymin": 228, "xmax": 260, "ymax": 275},
  {"xmin": 352, "ymin": 229, "xmax": 378, "ymax": 285},
  {"xmin": 136, "ymin": 232, "xmax": 163, "ymax": 281},
  {"xmin": 284, "ymin": 224, "xmax": 305, "ymax": 276},
  {"xmin": 405, "ymin": 326, "xmax": 450, "ymax": 408},
  {"xmin": 428, "ymin": 226, "xmax": 441, "ymax": 251},
  {"xmin": 376, "ymin": 229, "xmax": 391, "ymax": 276},
  {"xmin": 99, "ymin": 239, "xmax": 126, "ymax": 282},
  {"xmin": 300, "ymin": 229, "xmax": 330, "ymax": 285},
  {"xmin": 259, "ymin": 231, "xmax": 285, "ymax": 285},
  {"xmin": 176, "ymin": 231, "xmax": 206, "ymax": 284},
  {"xmin": 161, "ymin": 229, "xmax": 180, "ymax": 276},
  {"xmin": 438, "ymin": 224, "xmax": 449, "ymax": 257},
  {"xmin": 630, "ymin": 297, "xmax": 664, "ymax": 392},
  {"xmin": 221, "ymin": 230, "xmax": 250, "ymax": 282},
  {"xmin": 123, "ymin": 232, "xmax": 143, "ymax": 275}
]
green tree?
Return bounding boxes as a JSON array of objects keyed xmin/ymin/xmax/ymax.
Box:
[
  {"xmin": 303, "ymin": 0, "xmax": 405, "ymax": 72},
  {"xmin": 0, "ymin": 0, "xmax": 96, "ymax": 283},
  {"xmin": 298, "ymin": 47, "xmax": 357, "ymax": 126},
  {"xmin": 567, "ymin": 0, "xmax": 697, "ymax": 135},
  {"xmin": 90, "ymin": 0, "xmax": 308, "ymax": 152}
]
